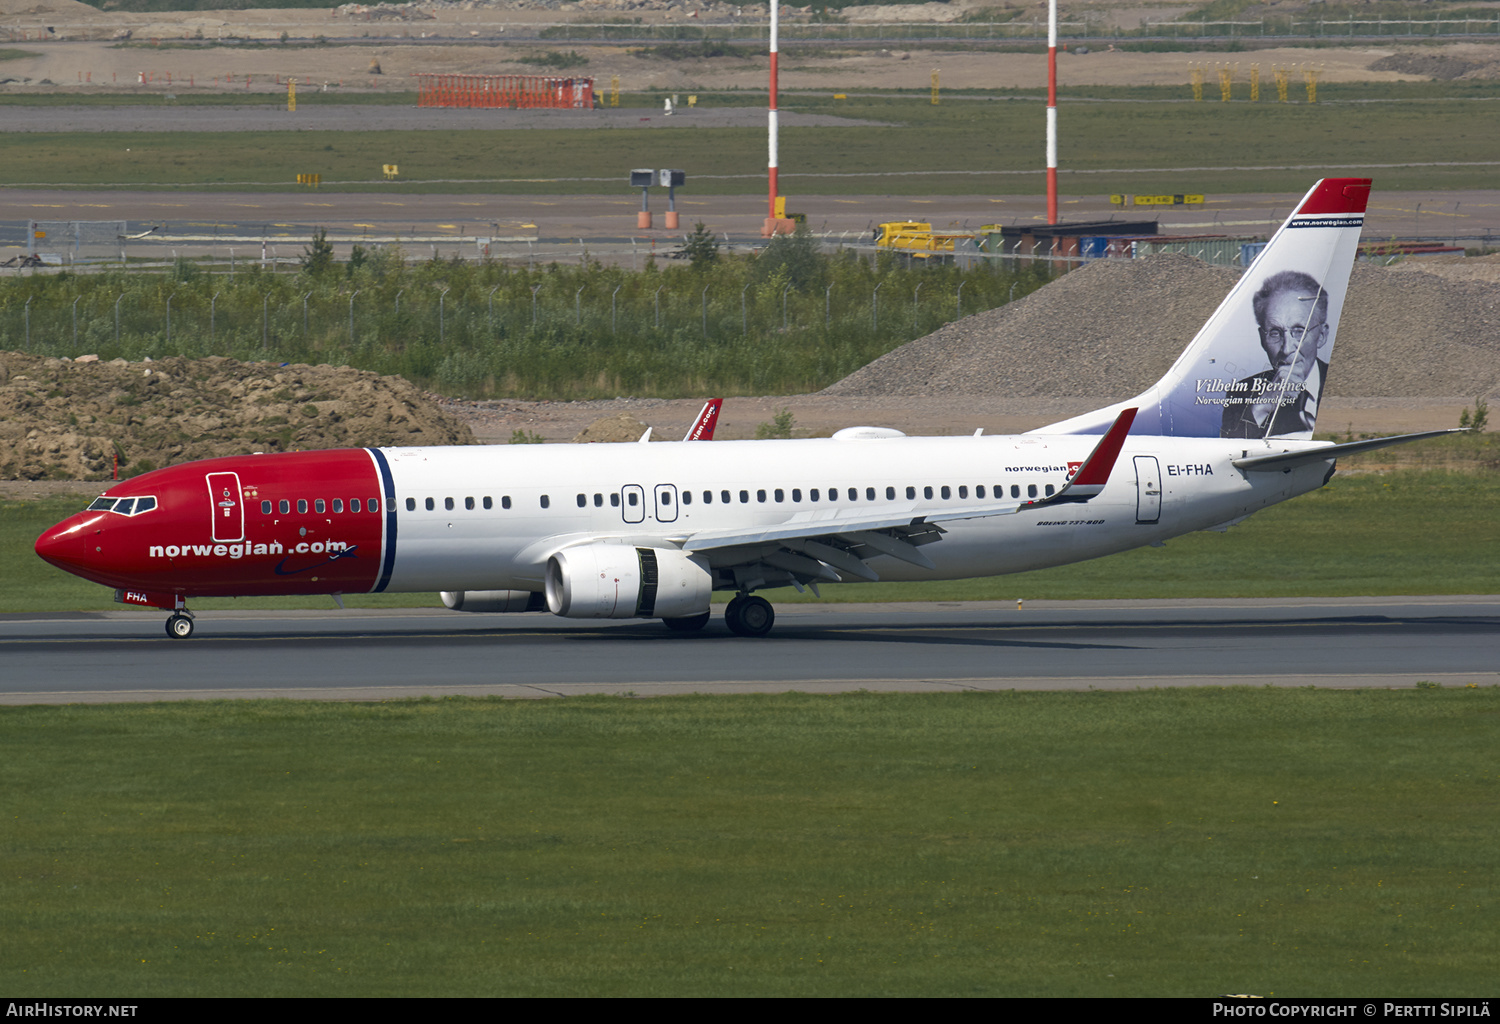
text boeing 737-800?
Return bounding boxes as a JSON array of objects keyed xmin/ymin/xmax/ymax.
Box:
[{"xmin": 35, "ymin": 179, "xmax": 1460, "ymax": 638}]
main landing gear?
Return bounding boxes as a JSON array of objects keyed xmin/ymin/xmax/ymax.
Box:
[
  {"xmin": 165, "ymin": 610, "xmax": 195, "ymax": 639},
  {"xmin": 724, "ymin": 595, "xmax": 775, "ymax": 637}
]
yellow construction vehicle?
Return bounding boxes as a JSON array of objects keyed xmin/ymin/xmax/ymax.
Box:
[{"xmin": 874, "ymin": 221, "xmax": 975, "ymax": 257}]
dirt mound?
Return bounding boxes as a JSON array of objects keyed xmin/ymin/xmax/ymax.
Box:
[
  {"xmin": 572, "ymin": 411, "xmax": 653, "ymax": 443},
  {"xmin": 1367, "ymin": 50, "xmax": 1500, "ymax": 81},
  {"xmin": 0, "ymin": 353, "xmax": 475, "ymax": 481},
  {"xmin": 823, "ymin": 254, "xmax": 1500, "ymax": 401}
]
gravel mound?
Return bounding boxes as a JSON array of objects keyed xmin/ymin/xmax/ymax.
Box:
[
  {"xmin": 1368, "ymin": 52, "xmax": 1485, "ymax": 80},
  {"xmin": 823, "ymin": 254, "xmax": 1500, "ymax": 401},
  {"xmin": 0, "ymin": 354, "xmax": 475, "ymax": 481}
]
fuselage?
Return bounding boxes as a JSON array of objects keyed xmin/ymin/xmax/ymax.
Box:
[{"xmin": 34, "ymin": 432, "xmax": 1334, "ymax": 602}]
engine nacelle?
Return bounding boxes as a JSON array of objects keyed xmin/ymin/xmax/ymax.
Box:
[
  {"xmin": 545, "ymin": 544, "xmax": 712, "ymax": 620},
  {"xmin": 440, "ymin": 590, "xmax": 546, "ymax": 613}
]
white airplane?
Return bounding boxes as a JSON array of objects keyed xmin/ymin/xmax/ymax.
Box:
[{"xmin": 35, "ymin": 178, "xmax": 1459, "ymax": 638}]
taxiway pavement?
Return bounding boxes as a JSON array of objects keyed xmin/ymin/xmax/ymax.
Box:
[{"xmin": 2, "ymin": 597, "xmax": 1495, "ymax": 704}]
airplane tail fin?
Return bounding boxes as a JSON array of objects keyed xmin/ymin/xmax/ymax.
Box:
[{"xmin": 1038, "ymin": 178, "xmax": 1370, "ymax": 440}]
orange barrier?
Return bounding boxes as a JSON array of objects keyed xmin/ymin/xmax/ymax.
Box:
[{"xmin": 415, "ymin": 74, "xmax": 594, "ymax": 110}]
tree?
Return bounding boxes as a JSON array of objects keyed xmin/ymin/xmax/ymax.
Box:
[
  {"xmin": 683, "ymin": 221, "xmax": 719, "ymax": 270},
  {"xmin": 299, "ymin": 228, "xmax": 335, "ymax": 277}
]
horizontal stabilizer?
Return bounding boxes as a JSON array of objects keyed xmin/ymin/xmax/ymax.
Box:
[{"xmin": 1232, "ymin": 429, "xmax": 1469, "ymax": 470}]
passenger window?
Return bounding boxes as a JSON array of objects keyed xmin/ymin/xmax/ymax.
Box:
[
  {"xmin": 906, "ymin": 486, "xmax": 916, "ymax": 500},
  {"xmin": 444, "ymin": 497, "xmax": 454, "ymax": 511},
  {"xmin": 1011, "ymin": 485, "xmax": 1021, "ymax": 498},
  {"xmin": 848, "ymin": 488, "xmax": 858, "ymax": 501},
  {"xmin": 774, "ymin": 489, "xmax": 783, "ymax": 502},
  {"xmin": 369, "ymin": 498, "xmax": 380, "ymax": 513},
  {"xmin": 721, "ymin": 490, "xmax": 731, "ymax": 504},
  {"xmin": 594, "ymin": 494, "xmax": 604, "ymax": 507},
  {"xmin": 739, "ymin": 490, "xmax": 749, "ymax": 504},
  {"xmin": 923, "ymin": 486, "xmax": 933, "ymax": 500},
  {"xmin": 811, "ymin": 489, "xmax": 820, "ymax": 502},
  {"xmin": 941, "ymin": 486, "xmax": 951, "ymax": 500},
  {"xmin": 315, "ymin": 499, "xmax": 326, "ymax": 514},
  {"xmin": 976, "ymin": 486, "xmax": 986, "ymax": 499},
  {"xmin": 502, "ymin": 496, "xmax": 512, "ymax": 510},
  {"xmin": 465, "ymin": 496, "xmax": 475, "ymax": 510},
  {"xmin": 958, "ymin": 486, "xmax": 968, "ymax": 499},
  {"xmin": 885, "ymin": 486, "xmax": 895, "ymax": 500},
  {"xmin": 662, "ymin": 493, "xmax": 672, "ymax": 505},
  {"xmin": 703, "ymin": 491, "xmax": 713, "ymax": 504},
  {"xmin": 865, "ymin": 487, "xmax": 876, "ymax": 501},
  {"xmin": 261, "ymin": 500, "xmax": 272, "ymax": 515},
  {"xmin": 792, "ymin": 489, "xmax": 802, "ymax": 502},
  {"xmin": 610, "ymin": 493, "xmax": 620, "ymax": 507},
  {"xmin": 1045, "ymin": 484, "xmax": 1056, "ymax": 497},
  {"xmin": 541, "ymin": 495, "xmax": 550, "ymax": 509},
  {"xmin": 1027, "ymin": 484, "xmax": 1038, "ymax": 498},
  {"xmin": 681, "ymin": 492, "xmax": 691, "ymax": 505},
  {"xmin": 576, "ymin": 494, "xmax": 587, "ymax": 508},
  {"xmin": 298, "ymin": 499, "xmax": 309, "ymax": 514},
  {"xmin": 425, "ymin": 497, "xmax": 435, "ymax": 511},
  {"xmin": 627, "ymin": 492, "xmax": 638, "ymax": 507},
  {"xmin": 280, "ymin": 499, "xmax": 291, "ymax": 514},
  {"xmin": 483, "ymin": 497, "xmax": 492, "ymax": 510},
  {"xmin": 757, "ymin": 489, "xmax": 766, "ymax": 503},
  {"xmin": 351, "ymin": 499, "xmax": 362, "ymax": 513},
  {"xmin": 405, "ymin": 498, "xmax": 415, "ymax": 511},
  {"xmin": 333, "ymin": 499, "xmax": 344, "ymax": 513}
]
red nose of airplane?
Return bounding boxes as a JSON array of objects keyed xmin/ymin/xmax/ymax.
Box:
[{"xmin": 34, "ymin": 513, "xmax": 96, "ymax": 577}]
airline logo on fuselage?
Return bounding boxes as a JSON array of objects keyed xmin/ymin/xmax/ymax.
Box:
[{"xmin": 149, "ymin": 539, "xmax": 351, "ymax": 560}]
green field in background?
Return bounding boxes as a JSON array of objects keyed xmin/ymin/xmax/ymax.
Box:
[
  {"xmin": 4, "ymin": 469, "xmax": 1495, "ymax": 614},
  {"xmin": 4, "ymin": 688, "xmax": 1495, "ymax": 996},
  {"xmin": 5, "ymin": 90, "xmax": 1500, "ymax": 194}
]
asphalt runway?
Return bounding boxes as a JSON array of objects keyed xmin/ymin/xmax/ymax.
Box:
[
  {"xmin": 5, "ymin": 188, "xmax": 1496, "ymax": 255},
  {"xmin": 2, "ymin": 597, "xmax": 1495, "ymax": 704}
]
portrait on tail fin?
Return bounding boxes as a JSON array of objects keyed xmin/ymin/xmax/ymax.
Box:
[{"xmin": 1219, "ymin": 270, "xmax": 1331, "ymax": 439}]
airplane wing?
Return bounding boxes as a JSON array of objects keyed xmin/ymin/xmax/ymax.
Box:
[
  {"xmin": 683, "ymin": 398, "xmax": 723, "ymax": 441},
  {"xmin": 1231, "ymin": 429, "xmax": 1467, "ymax": 470},
  {"xmin": 678, "ymin": 408, "xmax": 1137, "ymax": 583}
]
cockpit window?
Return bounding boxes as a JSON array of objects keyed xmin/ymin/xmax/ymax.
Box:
[{"xmin": 86, "ymin": 495, "xmax": 157, "ymax": 516}]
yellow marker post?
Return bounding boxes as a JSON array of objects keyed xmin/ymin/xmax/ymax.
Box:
[
  {"xmin": 288, "ymin": 77, "xmax": 296, "ymax": 112},
  {"xmin": 931, "ymin": 68, "xmax": 940, "ymax": 106},
  {"xmin": 610, "ymin": 75, "xmax": 619, "ymax": 108},
  {"xmin": 1250, "ymin": 63, "xmax": 1260, "ymax": 102},
  {"xmin": 1190, "ymin": 66, "xmax": 1204, "ymax": 102}
]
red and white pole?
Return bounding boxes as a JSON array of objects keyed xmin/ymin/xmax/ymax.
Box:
[
  {"xmin": 1046, "ymin": 0, "xmax": 1058, "ymax": 225},
  {"xmin": 765, "ymin": 0, "xmax": 781, "ymax": 235}
]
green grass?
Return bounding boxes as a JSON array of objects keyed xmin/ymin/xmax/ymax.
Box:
[
  {"xmin": 5, "ymin": 469, "xmax": 1496, "ymax": 613},
  {"xmin": 2, "ymin": 688, "xmax": 1496, "ymax": 996},
  {"xmin": 6, "ymin": 91, "xmax": 1500, "ymax": 194}
]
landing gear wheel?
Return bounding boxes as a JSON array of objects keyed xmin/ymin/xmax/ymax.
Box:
[
  {"xmin": 663, "ymin": 612, "xmax": 711, "ymax": 632},
  {"xmin": 166, "ymin": 614, "xmax": 194, "ymax": 639},
  {"xmin": 725, "ymin": 595, "xmax": 774, "ymax": 637}
]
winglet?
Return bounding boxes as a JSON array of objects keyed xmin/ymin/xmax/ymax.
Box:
[
  {"xmin": 683, "ymin": 398, "xmax": 723, "ymax": 441},
  {"xmin": 1039, "ymin": 407, "xmax": 1136, "ymax": 504}
]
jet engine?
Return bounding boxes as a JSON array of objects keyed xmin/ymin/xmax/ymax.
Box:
[
  {"xmin": 440, "ymin": 590, "xmax": 546, "ymax": 613},
  {"xmin": 545, "ymin": 544, "xmax": 712, "ymax": 620}
]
